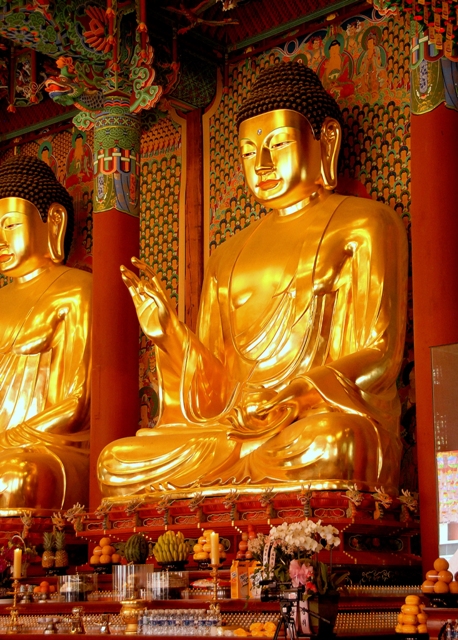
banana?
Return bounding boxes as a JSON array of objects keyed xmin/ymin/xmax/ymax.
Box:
[{"xmin": 152, "ymin": 531, "xmax": 191, "ymax": 563}]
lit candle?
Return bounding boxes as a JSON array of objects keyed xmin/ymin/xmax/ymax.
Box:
[
  {"xmin": 13, "ymin": 548, "xmax": 22, "ymax": 579},
  {"xmin": 210, "ymin": 532, "xmax": 219, "ymax": 566}
]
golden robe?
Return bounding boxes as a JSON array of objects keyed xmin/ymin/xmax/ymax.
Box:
[
  {"xmin": 0, "ymin": 266, "xmax": 92, "ymax": 508},
  {"xmin": 99, "ymin": 194, "xmax": 408, "ymax": 496}
]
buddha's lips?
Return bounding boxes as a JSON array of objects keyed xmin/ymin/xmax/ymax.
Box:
[
  {"xmin": 0, "ymin": 253, "xmax": 12, "ymax": 262},
  {"xmin": 257, "ymin": 179, "xmax": 280, "ymax": 189}
]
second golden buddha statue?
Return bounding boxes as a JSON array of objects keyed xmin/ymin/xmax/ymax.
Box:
[
  {"xmin": 98, "ymin": 63, "xmax": 408, "ymax": 497},
  {"xmin": 0, "ymin": 156, "xmax": 91, "ymax": 509}
]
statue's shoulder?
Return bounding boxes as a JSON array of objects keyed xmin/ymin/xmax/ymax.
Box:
[
  {"xmin": 331, "ymin": 194, "xmax": 405, "ymax": 233},
  {"xmin": 50, "ymin": 265, "xmax": 93, "ymax": 298}
]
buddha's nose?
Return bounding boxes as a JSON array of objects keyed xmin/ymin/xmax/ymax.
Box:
[{"xmin": 255, "ymin": 145, "xmax": 274, "ymax": 173}]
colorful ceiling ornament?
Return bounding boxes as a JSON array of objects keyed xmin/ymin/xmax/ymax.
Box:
[{"xmin": 0, "ymin": 0, "xmax": 180, "ymax": 121}]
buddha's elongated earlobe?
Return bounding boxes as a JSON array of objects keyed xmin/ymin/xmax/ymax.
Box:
[
  {"xmin": 47, "ymin": 203, "xmax": 67, "ymax": 263},
  {"xmin": 320, "ymin": 117, "xmax": 341, "ymax": 191}
]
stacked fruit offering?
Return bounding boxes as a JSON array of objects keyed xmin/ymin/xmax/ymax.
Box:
[
  {"xmin": 192, "ymin": 530, "xmax": 227, "ymax": 564},
  {"xmin": 394, "ymin": 594, "xmax": 427, "ymax": 634},
  {"xmin": 33, "ymin": 580, "xmax": 56, "ymax": 597},
  {"xmin": 236, "ymin": 524, "xmax": 257, "ymax": 560},
  {"xmin": 421, "ymin": 557, "xmax": 458, "ymax": 595},
  {"xmin": 152, "ymin": 531, "xmax": 190, "ymax": 564},
  {"xmin": 89, "ymin": 537, "xmax": 121, "ymax": 566}
]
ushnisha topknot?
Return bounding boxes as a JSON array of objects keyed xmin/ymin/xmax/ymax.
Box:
[
  {"xmin": 0, "ymin": 154, "xmax": 74, "ymax": 259},
  {"xmin": 236, "ymin": 61, "xmax": 343, "ymax": 139}
]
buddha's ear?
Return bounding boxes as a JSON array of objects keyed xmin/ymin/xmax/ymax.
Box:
[
  {"xmin": 320, "ymin": 117, "xmax": 341, "ymax": 191},
  {"xmin": 47, "ymin": 203, "xmax": 67, "ymax": 263}
]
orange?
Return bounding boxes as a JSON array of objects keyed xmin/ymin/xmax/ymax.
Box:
[
  {"xmin": 101, "ymin": 545, "xmax": 114, "ymax": 556},
  {"xmin": 90, "ymin": 555, "xmax": 100, "ymax": 565},
  {"xmin": 39, "ymin": 584, "xmax": 49, "ymax": 594},
  {"xmin": 425, "ymin": 569, "xmax": 439, "ymax": 582},
  {"xmin": 401, "ymin": 625, "xmax": 417, "ymax": 634},
  {"xmin": 438, "ymin": 570, "xmax": 453, "ymax": 583},
  {"xmin": 433, "ymin": 557, "xmax": 449, "ymax": 572},
  {"xmin": 99, "ymin": 537, "xmax": 111, "ymax": 548},
  {"xmin": 400, "ymin": 614, "xmax": 417, "ymax": 625},
  {"xmin": 421, "ymin": 579, "xmax": 435, "ymax": 593},
  {"xmin": 417, "ymin": 613, "xmax": 428, "ymax": 624},
  {"xmin": 418, "ymin": 625, "xmax": 428, "ymax": 634},
  {"xmin": 49, "ymin": 585, "xmax": 56, "ymax": 594},
  {"xmin": 112, "ymin": 553, "xmax": 121, "ymax": 564},
  {"xmin": 433, "ymin": 580, "xmax": 449, "ymax": 593},
  {"xmin": 99, "ymin": 554, "xmax": 112, "ymax": 564},
  {"xmin": 401, "ymin": 604, "xmax": 419, "ymax": 615},
  {"xmin": 33, "ymin": 586, "xmax": 40, "ymax": 594},
  {"xmin": 449, "ymin": 581, "xmax": 458, "ymax": 593},
  {"xmin": 405, "ymin": 595, "xmax": 420, "ymax": 605},
  {"xmin": 93, "ymin": 546, "xmax": 103, "ymax": 556}
]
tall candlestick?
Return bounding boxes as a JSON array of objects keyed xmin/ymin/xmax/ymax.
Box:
[
  {"xmin": 13, "ymin": 548, "xmax": 22, "ymax": 579},
  {"xmin": 210, "ymin": 532, "xmax": 219, "ymax": 566}
]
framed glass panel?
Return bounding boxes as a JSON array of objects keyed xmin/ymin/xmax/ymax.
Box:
[{"xmin": 432, "ymin": 343, "xmax": 458, "ymax": 568}]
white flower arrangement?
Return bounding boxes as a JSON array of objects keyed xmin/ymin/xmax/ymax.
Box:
[
  {"xmin": 258, "ymin": 519, "xmax": 347, "ymax": 597},
  {"xmin": 269, "ymin": 520, "xmax": 341, "ymax": 558}
]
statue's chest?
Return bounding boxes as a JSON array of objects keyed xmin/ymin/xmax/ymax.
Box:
[
  {"xmin": 228, "ymin": 217, "xmax": 318, "ymax": 321},
  {"xmin": 0, "ymin": 288, "xmax": 56, "ymax": 353}
]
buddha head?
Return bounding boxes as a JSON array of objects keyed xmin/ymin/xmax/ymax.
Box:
[
  {"xmin": 0, "ymin": 155, "xmax": 74, "ymax": 278},
  {"xmin": 237, "ymin": 62, "xmax": 342, "ymax": 210}
]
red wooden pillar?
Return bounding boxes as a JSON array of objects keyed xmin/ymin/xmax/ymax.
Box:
[
  {"xmin": 411, "ymin": 104, "xmax": 458, "ymax": 571},
  {"xmin": 89, "ymin": 104, "xmax": 141, "ymax": 508}
]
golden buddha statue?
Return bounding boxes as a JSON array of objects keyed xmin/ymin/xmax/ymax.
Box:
[
  {"xmin": 0, "ymin": 156, "xmax": 91, "ymax": 509},
  {"xmin": 98, "ymin": 63, "xmax": 407, "ymax": 497}
]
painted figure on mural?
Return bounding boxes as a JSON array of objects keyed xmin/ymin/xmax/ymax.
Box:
[
  {"xmin": 0, "ymin": 156, "xmax": 92, "ymax": 509},
  {"xmin": 319, "ymin": 34, "xmax": 355, "ymax": 99},
  {"xmin": 65, "ymin": 131, "xmax": 92, "ymax": 189},
  {"xmin": 38, "ymin": 141, "xmax": 58, "ymax": 176},
  {"xmin": 98, "ymin": 62, "xmax": 408, "ymax": 497},
  {"xmin": 357, "ymin": 27, "xmax": 386, "ymax": 96},
  {"xmin": 305, "ymin": 34, "xmax": 325, "ymax": 71},
  {"xmin": 344, "ymin": 19, "xmax": 362, "ymax": 61}
]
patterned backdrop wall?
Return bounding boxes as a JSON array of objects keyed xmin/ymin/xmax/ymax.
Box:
[
  {"xmin": 137, "ymin": 109, "xmax": 184, "ymax": 428},
  {"xmin": 204, "ymin": 7, "xmax": 416, "ymax": 491}
]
